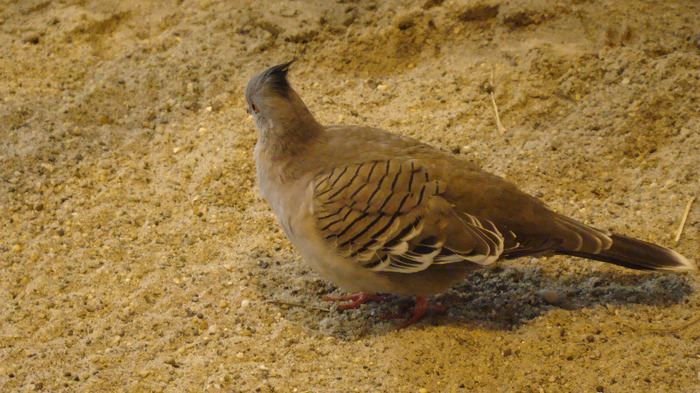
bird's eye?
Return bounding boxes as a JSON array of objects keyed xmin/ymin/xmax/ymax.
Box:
[{"xmin": 251, "ymin": 103, "xmax": 259, "ymax": 114}]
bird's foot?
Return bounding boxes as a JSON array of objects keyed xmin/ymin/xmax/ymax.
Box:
[
  {"xmin": 322, "ymin": 292, "xmax": 391, "ymax": 310},
  {"xmin": 379, "ymin": 296, "xmax": 446, "ymax": 330}
]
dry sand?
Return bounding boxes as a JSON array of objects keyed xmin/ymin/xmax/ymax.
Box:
[{"xmin": 1, "ymin": 0, "xmax": 699, "ymax": 392}]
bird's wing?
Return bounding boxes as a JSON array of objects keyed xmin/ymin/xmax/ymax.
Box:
[{"xmin": 312, "ymin": 159, "xmax": 504, "ymax": 273}]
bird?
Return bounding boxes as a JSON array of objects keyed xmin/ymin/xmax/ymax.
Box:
[{"xmin": 244, "ymin": 60, "xmax": 696, "ymax": 329}]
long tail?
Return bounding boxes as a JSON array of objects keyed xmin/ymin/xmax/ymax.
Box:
[{"xmin": 559, "ymin": 233, "xmax": 696, "ymax": 272}]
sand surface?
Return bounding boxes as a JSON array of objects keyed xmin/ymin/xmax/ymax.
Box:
[{"xmin": 1, "ymin": 0, "xmax": 699, "ymax": 392}]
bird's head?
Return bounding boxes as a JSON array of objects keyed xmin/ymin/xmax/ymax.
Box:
[
  {"xmin": 245, "ymin": 60, "xmax": 294, "ymax": 117},
  {"xmin": 245, "ymin": 59, "xmax": 319, "ymax": 140}
]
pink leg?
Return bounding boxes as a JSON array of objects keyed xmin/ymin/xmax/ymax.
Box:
[
  {"xmin": 380, "ymin": 296, "xmax": 446, "ymax": 330},
  {"xmin": 323, "ymin": 292, "xmax": 391, "ymax": 310}
]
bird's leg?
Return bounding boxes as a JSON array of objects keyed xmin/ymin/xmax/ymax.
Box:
[
  {"xmin": 380, "ymin": 296, "xmax": 446, "ymax": 330},
  {"xmin": 322, "ymin": 292, "xmax": 391, "ymax": 310}
]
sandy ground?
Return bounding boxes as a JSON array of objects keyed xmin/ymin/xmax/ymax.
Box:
[{"xmin": 1, "ymin": 0, "xmax": 699, "ymax": 392}]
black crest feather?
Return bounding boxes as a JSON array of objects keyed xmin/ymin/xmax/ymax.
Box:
[{"xmin": 262, "ymin": 58, "xmax": 298, "ymax": 98}]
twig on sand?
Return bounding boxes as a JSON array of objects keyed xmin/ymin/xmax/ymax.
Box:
[
  {"xmin": 489, "ymin": 71, "xmax": 506, "ymax": 133},
  {"xmin": 674, "ymin": 195, "xmax": 695, "ymax": 243},
  {"xmin": 264, "ymin": 299, "xmax": 330, "ymax": 313}
]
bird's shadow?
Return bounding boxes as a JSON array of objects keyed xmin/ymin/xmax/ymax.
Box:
[
  {"xmin": 438, "ymin": 265, "xmax": 694, "ymax": 331},
  {"xmin": 269, "ymin": 263, "xmax": 695, "ymax": 337}
]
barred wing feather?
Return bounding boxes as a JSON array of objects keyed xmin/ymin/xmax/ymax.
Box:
[{"xmin": 313, "ymin": 159, "xmax": 504, "ymax": 273}]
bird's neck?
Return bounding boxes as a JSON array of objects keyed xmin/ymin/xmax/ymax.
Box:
[
  {"xmin": 255, "ymin": 118, "xmax": 326, "ymax": 189},
  {"xmin": 255, "ymin": 128, "xmax": 324, "ymax": 205},
  {"xmin": 258, "ymin": 90, "xmax": 325, "ymax": 157},
  {"xmin": 258, "ymin": 117, "xmax": 323, "ymax": 158}
]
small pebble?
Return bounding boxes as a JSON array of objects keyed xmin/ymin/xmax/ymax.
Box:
[
  {"xmin": 538, "ymin": 289, "xmax": 564, "ymax": 304},
  {"xmin": 241, "ymin": 299, "xmax": 251, "ymax": 308},
  {"xmin": 460, "ymin": 145, "xmax": 473, "ymax": 154},
  {"xmin": 23, "ymin": 32, "xmax": 40, "ymax": 44},
  {"xmin": 12, "ymin": 244, "xmax": 21, "ymax": 252}
]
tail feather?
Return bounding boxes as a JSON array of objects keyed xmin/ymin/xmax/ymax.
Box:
[{"xmin": 559, "ymin": 234, "xmax": 696, "ymax": 272}]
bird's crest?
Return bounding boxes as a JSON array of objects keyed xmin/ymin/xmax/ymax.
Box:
[{"xmin": 259, "ymin": 57, "xmax": 298, "ymax": 98}]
